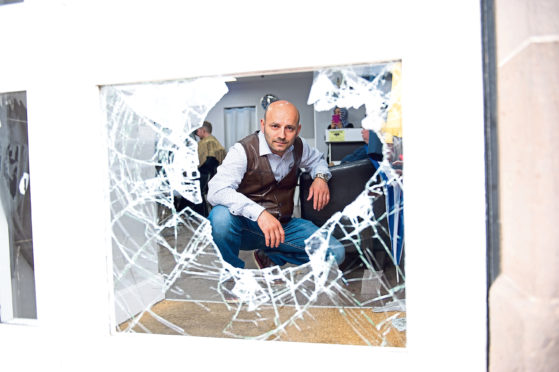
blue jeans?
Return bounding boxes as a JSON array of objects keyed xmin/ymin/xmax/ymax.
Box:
[{"xmin": 208, "ymin": 205, "xmax": 345, "ymax": 268}]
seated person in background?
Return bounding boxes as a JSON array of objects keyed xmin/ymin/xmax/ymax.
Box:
[
  {"xmin": 328, "ymin": 107, "xmax": 343, "ymax": 129},
  {"xmin": 207, "ymin": 100, "xmax": 345, "ymax": 269},
  {"xmin": 328, "ymin": 107, "xmax": 354, "ymax": 129},
  {"xmin": 340, "ymin": 128, "xmax": 384, "ymax": 164}
]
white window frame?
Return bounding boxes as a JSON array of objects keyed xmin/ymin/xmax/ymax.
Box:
[{"xmin": 0, "ymin": 1, "xmax": 487, "ymax": 371}]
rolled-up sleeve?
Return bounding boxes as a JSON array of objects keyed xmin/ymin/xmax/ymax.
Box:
[{"xmin": 207, "ymin": 144, "xmax": 265, "ymax": 221}]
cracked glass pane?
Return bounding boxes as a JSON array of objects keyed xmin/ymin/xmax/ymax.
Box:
[
  {"xmin": 0, "ymin": 91, "xmax": 37, "ymax": 321},
  {"xmin": 103, "ymin": 61, "xmax": 404, "ymax": 347}
]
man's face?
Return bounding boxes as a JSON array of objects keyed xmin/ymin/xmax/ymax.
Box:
[
  {"xmin": 195, "ymin": 127, "xmax": 204, "ymax": 138},
  {"xmin": 260, "ymin": 101, "xmax": 301, "ymax": 156}
]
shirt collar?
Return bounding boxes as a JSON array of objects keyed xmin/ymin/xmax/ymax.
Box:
[{"xmin": 258, "ymin": 131, "xmax": 294, "ymax": 157}]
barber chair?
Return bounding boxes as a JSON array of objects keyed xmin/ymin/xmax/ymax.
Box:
[{"xmin": 298, "ymin": 158, "xmax": 392, "ymax": 272}]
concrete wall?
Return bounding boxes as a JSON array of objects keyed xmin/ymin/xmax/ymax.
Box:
[{"xmin": 490, "ymin": 1, "xmax": 559, "ymax": 371}]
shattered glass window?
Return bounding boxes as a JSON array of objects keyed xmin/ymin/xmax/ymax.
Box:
[
  {"xmin": 0, "ymin": 91, "xmax": 37, "ymax": 322},
  {"xmin": 102, "ymin": 61, "xmax": 405, "ymax": 347}
]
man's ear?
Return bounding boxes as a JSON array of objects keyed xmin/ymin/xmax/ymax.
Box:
[
  {"xmin": 260, "ymin": 119, "xmax": 265, "ymax": 131},
  {"xmin": 296, "ymin": 124, "xmax": 302, "ymax": 136}
]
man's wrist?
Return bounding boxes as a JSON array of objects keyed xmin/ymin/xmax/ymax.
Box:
[
  {"xmin": 246, "ymin": 204, "xmax": 266, "ymax": 221},
  {"xmin": 314, "ymin": 173, "xmax": 330, "ymax": 182}
]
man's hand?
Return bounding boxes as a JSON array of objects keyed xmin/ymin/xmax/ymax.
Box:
[
  {"xmin": 257, "ymin": 210, "xmax": 285, "ymax": 248},
  {"xmin": 307, "ymin": 178, "xmax": 330, "ymax": 211}
]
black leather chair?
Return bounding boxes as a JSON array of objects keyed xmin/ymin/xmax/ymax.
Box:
[{"xmin": 298, "ymin": 158, "xmax": 391, "ymax": 271}]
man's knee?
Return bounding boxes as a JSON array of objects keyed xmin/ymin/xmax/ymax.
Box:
[{"xmin": 208, "ymin": 205, "xmax": 232, "ymax": 231}]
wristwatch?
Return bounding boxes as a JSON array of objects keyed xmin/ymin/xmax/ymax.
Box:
[{"xmin": 314, "ymin": 173, "xmax": 331, "ymax": 182}]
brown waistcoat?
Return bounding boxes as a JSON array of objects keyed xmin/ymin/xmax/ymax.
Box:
[{"xmin": 237, "ymin": 133, "xmax": 303, "ymax": 223}]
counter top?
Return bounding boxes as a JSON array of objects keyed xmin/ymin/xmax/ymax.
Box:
[{"xmin": 325, "ymin": 128, "xmax": 364, "ymax": 142}]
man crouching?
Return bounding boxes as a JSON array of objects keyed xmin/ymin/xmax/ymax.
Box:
[{"xmin": 207, "ymin": 100, "xmax": 344, "ymax": 269}]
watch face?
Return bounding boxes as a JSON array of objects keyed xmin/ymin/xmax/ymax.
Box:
[
  {"xmin": 260, "ymin": 94, "xmax": 279, "ymax": 110},
  {"xmin": 316, "ymin": 173, "xmax": 330, "ymax": 182}
]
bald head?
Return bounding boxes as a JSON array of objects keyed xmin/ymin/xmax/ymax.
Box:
[{"xmin": 264, "ymin": 100, "xmax": 300, "ymax": 125}]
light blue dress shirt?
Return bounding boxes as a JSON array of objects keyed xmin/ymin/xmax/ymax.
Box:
[{"xmin": 207, "ymin": 131, "xmax": 330, "ymax": 221}]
